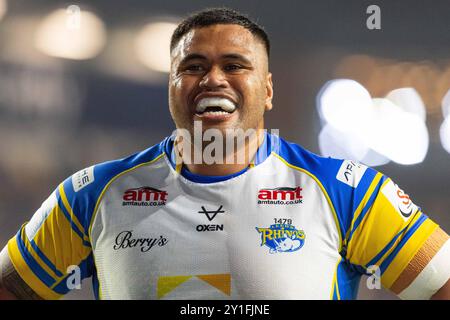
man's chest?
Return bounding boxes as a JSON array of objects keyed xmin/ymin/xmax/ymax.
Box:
[{"xmin": 90, "ymin": 164, "xmax": 342, "ymax": 299}]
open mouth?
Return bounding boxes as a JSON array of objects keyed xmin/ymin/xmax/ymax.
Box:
[{"xmin": 195, "ymin": 97, "xmax": 237, "ymax": 115}]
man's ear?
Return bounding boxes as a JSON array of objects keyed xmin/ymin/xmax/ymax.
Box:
[{"xmin": 265, "ymin": 72, "xmax": 274, "ymax": 111}]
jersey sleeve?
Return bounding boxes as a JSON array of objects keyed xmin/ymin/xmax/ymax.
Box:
[
  {"xmin": 344, "ymin": 173, "xmax": 450, "ymax": 299},
  {"xmin": 7, "ymin": 168, "xmax": 96, "ymax": 300}
]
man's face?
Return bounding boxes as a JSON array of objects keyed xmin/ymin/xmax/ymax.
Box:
[{"xmin": 169, "ymin": 24, "xmax": 273, "ymax": 136}]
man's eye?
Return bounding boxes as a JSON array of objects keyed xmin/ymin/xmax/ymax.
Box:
[
  {"xmin": 185, "ymin": 65, "xmax": 204, "ymax": 72},
  {"xmin": 224, "ymin": 64, "xmax": 243, "ymax": 71}
]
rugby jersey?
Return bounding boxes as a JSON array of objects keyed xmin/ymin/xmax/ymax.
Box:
[{"xmin": 7, "ymin": 132, "xmax": 450, "ymax": 299}]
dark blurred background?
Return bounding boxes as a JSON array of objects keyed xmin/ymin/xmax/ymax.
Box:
[{"xmin": 0, "ymin": 0, "xmax": 449, "ymax": 300}]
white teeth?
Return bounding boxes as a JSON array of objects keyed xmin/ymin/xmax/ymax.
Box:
[
  {"xmin": 202, "ymin": 111, "xmax": 230, "ymax": 116},
  {"xmin": 195, "ymin": 97, "xmax": 237, "ymax": 113}
]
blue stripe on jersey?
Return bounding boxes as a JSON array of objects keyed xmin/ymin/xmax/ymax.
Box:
[
  {"xmin": 52, "ymin": 254, "xmax": 94, "ymax": 295},
  {"xmin": 61, "ymin": 138, "xmax": 167, "ymax": 237},
  {"xmin": 365, "ymin": 225, "xmax": 409, "ymax": 268},
  {"xmin": 16, "ymin": 230, "xmax": 56, "ymax": 288},
  {"xmin": 29, "ymin": 239, "xmax": 64, "ymax": 278},
  {"xmin": 346, "ymin": 176, "xmax": 386, "ymax": 245},
  {"xmin": 55, "ymin": 190, "xmax": 91, "ymax": 247},
  {"xmin": 180, "ymin": 165, "xmax": 249, "ymax": 183},
  {"xmin": 332, "ymin": 284, "xmax": 339, "ymax": 300},
  {"xmin": 92, "ymin": 268, "xmax": 100, "ymax": 300},
  {"xmin": 380, "ymin": 214, "xmax": 428, "ymax": 274},
  {"xmin": 347, "ymin": 170, "xmax": 378, "ymax": 218},
  {"xmin": 336, "ymin": 260, "xmax": 361, "ymax": 300}
]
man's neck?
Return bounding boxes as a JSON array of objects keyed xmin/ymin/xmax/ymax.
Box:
[{"xmin": 175, "ymin": 128, "xmax": 266, "ymax": 176}]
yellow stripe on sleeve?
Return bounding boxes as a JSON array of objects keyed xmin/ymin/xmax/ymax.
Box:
[
  {"xmin": 58, "ymin": 184, "xmax": 89, "ymax": 243},
  {"xmin": 7, "ymin": 233, "xmax": 62, "ymax": 300},
  {"xmin": 346, "ymin": 180, "xmax": 413, "ymax": 267},
  {"xmin": 345, "ymin": 172, "xmax": 387, "ymax": 245},
  {"xmin": 32, "ymin": 203, "xmax": 91, "ymax": 277},
  {"xmin": 382, "ymin": 218, "xmax": 438, "ymax": 289}
]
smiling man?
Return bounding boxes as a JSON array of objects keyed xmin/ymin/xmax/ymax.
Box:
[{"xmin": 0, "ymin": 8, "xmax": 449, "ymax": 300}]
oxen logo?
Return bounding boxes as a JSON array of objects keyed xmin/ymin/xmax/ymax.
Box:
[
  {"xmin": 196, "ymin": 205, "xmax": 225, "ymax": 232},
  {"xmin": 255, "ymin": 224, "xmax": 306, "ymax": 254}
]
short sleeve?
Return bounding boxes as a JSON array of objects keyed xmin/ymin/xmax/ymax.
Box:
[
  {"xmin": 7, "ymin": 181, "xmax": 94, "ymax": 300},
  {"xmin": 344, "ymin": 176, "xmax": 449, "ymax": 297}
]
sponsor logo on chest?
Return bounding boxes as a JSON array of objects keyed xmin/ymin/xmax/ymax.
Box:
[
  {"xmin": 113, "ymin": 230, "xmax": 169, "ymax": 252},
  {"xmin": 255, "ymin": 223, "xmax": 306, "ymax": 254},
  {"xmin": 196, "ymin": 205, "xmax": 225, "ymax": 232},
  {"xmin": 122, "ymin": 186, "xmax": 167, "ymax": 207},
  {"xmin": 257, "ymin": 187, "xmax": 303, "ymax": 205}
]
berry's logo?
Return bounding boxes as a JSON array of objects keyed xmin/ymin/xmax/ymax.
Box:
[
  {"xmin": 255, "ymin": 224, "xmax": 306, "ymax": 254},
  {"xmin": 122, "ymin": 187, "xmax": 167, "ymax": 206}
]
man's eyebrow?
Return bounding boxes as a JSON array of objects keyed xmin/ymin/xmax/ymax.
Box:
[
  {"xmin": 179, "ymin": 53, "xmax": 208, "ymax": 64},
  {"xmin": 221, "ymin": 53, "xmax": 252, "ymax": 64},
  {"xmin": 179, "ymin": 53, "xmax": 252, "ymax": 65}
]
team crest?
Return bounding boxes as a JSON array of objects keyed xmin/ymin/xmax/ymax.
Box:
[{"xmin": 255, "ymin": 224, "xmax": 305, "ymax": 254}]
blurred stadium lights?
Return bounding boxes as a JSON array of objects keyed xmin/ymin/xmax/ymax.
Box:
[
  {"xmin": 319, "ymin": 123, "xmax": 390, "ymax": 167},
  {"xmin": 95, "ymin": 28, "xmax": 168, "ymax": 84},
  {"xmin": 385, "ymin": 87, "xmax": 426, "ymax": 122},
  {"xmin": 34, "ymin": 8, "xmax": 106, "ymax": 60},
  {"xmin": 440, "ymin": 117, "xmax": 450, "ymax": 154},
  {"xmin": 0, "ymin": 15, "xmax": 83, "ymax": 121},
  {"xmin": 317, "ymin": 79, "xmax": 429, "ymax": 166},
  {"xmin": 0, "ymin": 0, "xmax": 7, "ymax": 22},
  {"xmin": 334, "ymin": 55, "xmax": 448, "ymax": 115},
  {"xmin": 366, "ymin": 98, "xmax": 428, "ymax": 165},
  {"xmin": 317, "ymin": 79, "xmax": 373, "ymax": 133},
  {"xmin": 441, "ymin": 90, "xmax": 450, "ymax": 154},
  {"xmin": 0, "ymin": 65, "xmax": 83, "ymax": 120},
  {"xmin": 134, "ymin": 21, "xmax": 178, "ymax": 73},
  {"xmin": 442, "ymin": 89, "xmax": 450, "ymax": 119}
]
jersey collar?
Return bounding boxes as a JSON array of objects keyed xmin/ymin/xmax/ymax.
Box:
[{"xmin": 163, "ymin": 130, "xmax": 278, "ymax": 183}]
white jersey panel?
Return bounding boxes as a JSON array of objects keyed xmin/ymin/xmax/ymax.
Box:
[{"xmin": 90, "ymin": 154, "xmax": 341, "ymax": 299}]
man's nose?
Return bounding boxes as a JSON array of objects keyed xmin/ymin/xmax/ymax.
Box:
[{"xmin": 199, "ymin": 66, "xmax": 227, "ymax": 89}]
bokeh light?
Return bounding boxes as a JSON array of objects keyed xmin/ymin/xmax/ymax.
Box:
[
  {"xmin": 385, "ymin": 88, "xmax": 426, "ymax": 122},
  {"xmin": 317, "ymin": 79, "xmax": 373, "ymax": 133},
  {"xmin": 442, "ymin": 89, "xmax": 450, "ymax": 119},
  {"xmin": 317, "ymin": 79, "xmax": 429, "ymax": 166},
  {"xmin": 440, "ymin": 116, "xmax": 450, "ymax": 154},
  {"xmin": 364, "ymin": 98, "xmax": 428, "ymax": 165},
  {"xmin": 134, "ymin": 22, "xmax": 178, "ymax": 73},
  {"xmin": 0, "ymin": 0, "xmax": 7, "ymax": 22},
  {"xmin": 34, "ymin": 8, "xmax": 106, "ymax": 60}
]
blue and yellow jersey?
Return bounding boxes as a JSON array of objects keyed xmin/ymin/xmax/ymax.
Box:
[{"xmin": 7, "ymin": 133, "xmax": 450, "ymax": 299}]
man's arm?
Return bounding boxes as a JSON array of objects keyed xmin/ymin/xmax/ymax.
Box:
[
  {"xmin": 431, "ymin": 279, "xmax": 450, "ymax": 300},
  {"xmin": 0, "ymin": 246, "xmax": 42, "ymax": 300}
]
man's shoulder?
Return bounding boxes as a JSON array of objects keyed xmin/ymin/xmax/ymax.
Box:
[
  {"xmin": 275, "ymin": 136, "xmax": 384, "ymax": 241},
  {"xmin": 71, "ymin": 138, "xmax": 167, "ymax": 191},
  {"xmin": 275, "ymin": 136, "xmax": 349, "ymax": 178},
  {"xmin": 275, "ymin": 135, "xmax": 379, "ymax": 194},
  {"xmin": 57, "ymin": 138, "xmax": 168, "ymax": 218}
]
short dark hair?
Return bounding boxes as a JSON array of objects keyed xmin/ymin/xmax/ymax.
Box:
[{"xmin": 170, "ymin": 7, "xmax": 270, "ymax": 57}]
